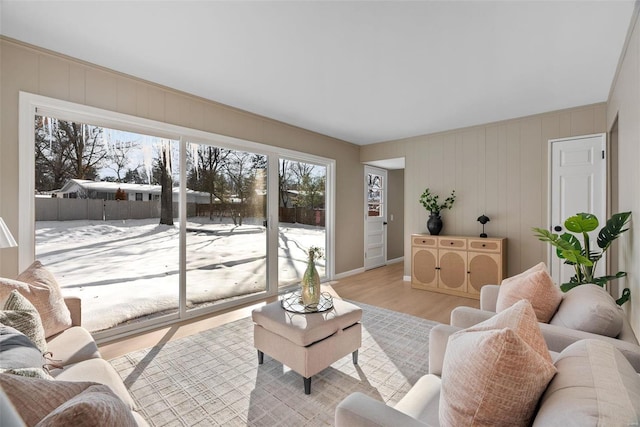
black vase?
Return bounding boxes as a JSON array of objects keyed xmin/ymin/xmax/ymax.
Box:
[{"xmin": 427, "ymin": 212, "xmax": 443, "ymax": 235}]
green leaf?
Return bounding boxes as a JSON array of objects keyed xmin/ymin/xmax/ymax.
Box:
[
  {"xmin": 560, "ymin": 281, "xmax": 581, "ymax": 292},
  {"xmin": 564, "ymin": 213, "xmax": 599, "ymax": 233},
  {"xmin": 533, "ymin": 228, "xmax": 580, "ymax": 253},
  {"xmin": 597, "ymin": 211, "xmax": 631, "ymax": 250},
  {"xmin": 560, "ymin": 250, "xmax": 592, "ymax": 266}
]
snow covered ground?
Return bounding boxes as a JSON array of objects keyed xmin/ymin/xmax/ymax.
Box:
[{"xmin": 36, "ymin": 218, "xmax": 325, "ymax": 332}]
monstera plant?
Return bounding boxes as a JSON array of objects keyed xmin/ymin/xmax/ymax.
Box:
[{"xmin": 532, "ymin": 211, "xmax": 632, "ymax": 305}]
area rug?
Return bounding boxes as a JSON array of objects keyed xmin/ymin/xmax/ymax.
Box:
[{"xmin": 110, "ymin": 302, "xmax": 440, "ymax": 426}]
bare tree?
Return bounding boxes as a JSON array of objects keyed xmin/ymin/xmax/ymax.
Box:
[
  {"xmin": 106, "ymin": 140, "xmax": 138, "ymax": 182},
  {"xmin": 224, "ymin": 151, "xmax": 263, "ymax": 226},
  {"xmin": 157, "ymin": 142, "xmax": 174, "ymax": 226},
  {"xmin": 188, "ymin": 145, "xmax": 230, "ymax": 220},
  {"xmin": 34, "ymin": 116, "xmax": 107, "ymax": 191},
  {"xmin": 279, "ymin": 159, "xmax": 292, "ymax": 208},
  {"xmin": 58, "ymin": 120, "xmax": 107, "ymax": 181}
]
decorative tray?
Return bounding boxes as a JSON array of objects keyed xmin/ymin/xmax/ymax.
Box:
[{"xmin": 280, "ymin": 290, "xmax": 334, "ymax": 313}]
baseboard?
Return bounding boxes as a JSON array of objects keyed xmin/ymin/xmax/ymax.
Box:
[
  {"xmin": 334, "ymin": 258, "xmax": 404, "ymax": 280},
  {"xmin": 403, "ymin": 275, "xmax": 411, "ymax": 282},
  {"xmin": 333, "ymin": 267, "xmax": 365, "ymax": 280}
]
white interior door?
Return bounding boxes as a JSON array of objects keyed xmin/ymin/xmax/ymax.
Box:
[
  {"xmin": 364, "ymin": 166, "xmax": 387, "ymax": 270},
  {"xmin": 549, "ymin": 134, "xmax": 606, "ymax": 286}
]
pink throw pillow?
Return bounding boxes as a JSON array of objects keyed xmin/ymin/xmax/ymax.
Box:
[
  {"xmin": 439, "ymin": 300, "xmax": 557, "ymax": 426},
  {"xmin": 496, "ymin": 262, "xmax": 562, "ymax": 323}
]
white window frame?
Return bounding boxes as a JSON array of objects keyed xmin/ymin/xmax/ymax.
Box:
[{"xmin": 19, "ymin": 92, "xmax": 335, "ymax": 341}]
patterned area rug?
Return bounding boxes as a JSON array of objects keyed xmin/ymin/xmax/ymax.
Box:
[{"xmin": 110, "ymin": 302, "xmax": 439, "ymax": 426}]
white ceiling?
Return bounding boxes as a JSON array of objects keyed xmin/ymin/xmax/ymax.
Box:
[{"xmin": 1, "ymin": 1, "xmax": 636, "ymax": 145}]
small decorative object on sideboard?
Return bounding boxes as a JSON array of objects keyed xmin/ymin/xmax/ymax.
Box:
[
  {"xmin": 301, "ymin": 246, "xmax": 323, "ymax": 308},
  {"xmin": 477, "ymin": 214, "xmax": 490, "ymax": 238},
  {"xmin": 419, "ymin": 188, "xmax": 456, "ymax": 235}
]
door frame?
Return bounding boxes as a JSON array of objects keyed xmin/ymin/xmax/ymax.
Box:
[
  {"xmin": 364, "ymin": 165, "xmax": 388, "ymax": 270},
  {"xmin": 547, "ymin": 133, "xmax": 607, "ymax": 284}
]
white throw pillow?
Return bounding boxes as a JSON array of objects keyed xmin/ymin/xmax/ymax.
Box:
[{"xmin": 550, "ymin": 284, "xmax": 624, "ymax": 337}]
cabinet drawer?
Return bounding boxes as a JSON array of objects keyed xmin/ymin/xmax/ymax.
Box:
[
  {"xmin": 412, "ymin": 235, "xmax": 437, "ymax": 247},
  {"xmin": 468, "ymin": 239, "xmax": 501, "ymax": 252},
  {"xmin": 438, "ymin": 238, "xmax": 466, "ymax": 250}
]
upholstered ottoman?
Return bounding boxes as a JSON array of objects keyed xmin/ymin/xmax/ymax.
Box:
[{"xmin": 252, "ymin": 298, "xmax": 362, "ymax": 394}]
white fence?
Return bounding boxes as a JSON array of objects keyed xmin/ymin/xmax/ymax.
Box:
[{"xmin": 36, "ymin": 198, "xmax": 167, "ymax": 221}]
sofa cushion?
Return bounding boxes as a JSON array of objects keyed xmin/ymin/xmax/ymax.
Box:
[
  {"xmin": 550, "ymin": 284, "xmax": 624, "ymax": 338},
  {"xmin": 46, "ymin": 326, "xmax": 101, "ymax": 366},
  {"xmin": 496, "ymin": 262, "xmax": 562, "ymax": 323},
  {"xmin": 533, "ymin": 339, "xmax": 640, "ymax": 426},
  {"xmin": 440, "ymin": 300, "xmax": 557, "ymax": 427},
  {"xmin": 0, "ymin": 260, "xmax": 73, "ymax": 338},
  {"xmin": 36, "ymin": 384, "xmax": 137, "ymax": 427},
  {"xmin": 0, "ymin": 290, "xmax": 47, "ymax": 352},
  {"xmin": 461, "ymin": 299, "xmax": 552, "ymax": 362},
  {"xmin": 50, "ymin": 358, "xmax": 136, "ymax": 411}
]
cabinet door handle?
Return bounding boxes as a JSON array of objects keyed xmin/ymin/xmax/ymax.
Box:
[
  {"xmin": 450, "ymin": 242, "xmax": 454, "ymax": 245},
  {"xmin": 435, "ymin": 267, "xmax": 441, "ymax": 270}
]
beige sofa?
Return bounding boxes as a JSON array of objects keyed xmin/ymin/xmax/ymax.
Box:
[
  {"xmin": 335, "ymin": 323, "xmax": 640, "ymax": 426},
  {"xmin": 1, "ymin": 296, "xmax": 147, "ymax": 426},
  {"xmin": 451, "ymin": 284, "xmax": 640, "ymax": 371}
]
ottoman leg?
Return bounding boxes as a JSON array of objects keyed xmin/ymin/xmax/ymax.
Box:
[
  {"xmin": 257, "ymin": 350, "xmax": 264, "ymax": 364},
  {"xmin": 352, "ymin": 349, "xmax": 359, "ymax": 365},
  {"xmin": 304, "ymin": 377, "xmax": 311, "ymax": 395}
]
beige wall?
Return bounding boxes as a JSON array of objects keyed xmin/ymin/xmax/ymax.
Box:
[
  {"xmin": 0, "ymin": 37, "xmax": 364, "ymax": 277},
  {"xmin": 361, "ymin": 103, "xmax": 608, "ymax": 281},
  {"xmin": 607, "ymin": 7, "xmax": 640, "ymax": 336},
  {"xmin": 387, "ymin": 169, "xmax": 404, "ymax": 261}
]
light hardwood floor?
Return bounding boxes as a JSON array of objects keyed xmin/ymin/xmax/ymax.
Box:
[{"xmin": 98, "ymin": 262, "xmax": 479, "ymax": 359}]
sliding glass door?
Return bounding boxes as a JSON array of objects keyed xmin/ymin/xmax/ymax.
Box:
[
  {"xmin": 34, "ymin": 116, "xmax": 180, "ymax": 332},
  {"xmin": 24, "ymin": 94, "xmax": 334, "ymax": 338},
  {"xmin": 277, "ymin": 158, "xmax": 327, "ymax": 288},
  {"xmin": 185, "ymin": 143, "xmax": 268, "ymax": 311}
]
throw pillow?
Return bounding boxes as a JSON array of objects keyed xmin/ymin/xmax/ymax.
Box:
[
  {"xmin": 0, "ymin": 291, "xmax": 47, "ymax": 353},
  {"xmin": 550, "ymin": 284, "xmax": 624, "ymax": 337},
  {"xmin": 533, "ymin": 339, "xmax": 640, "ymax": 426},
  {"xmin": 496, "ymin": 262, "xmax": 563, "ymax": 323},
  {"xmin": 3, "ymin": 373, "xmax": 138, "ymax": 425},
  {"xmin": 439, "ymin": 328, "xmax": 557, "ymax": 427},
  {"xmin": 0, "ymin": 374, "xmax": 96, "ymax": 426},
  {"xmin": 0, "ymin": 260, "xmax": 72, "ymax": 338},
  {"xmin": 36, "ymin": 385, "xmax": 137, "ymax": 427},
  {"xmin": 0, "ymin": 324, "xmax": 45, "ymax": 370},
  {"xmin": 461, "ymin": 299, "xmax": 552, "ymax": 362}
]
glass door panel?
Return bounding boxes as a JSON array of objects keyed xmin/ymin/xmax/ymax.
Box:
[
  {"xmin": 34, "ymin": 115, "xmax": 180, "ymax": 333},
  {"xmin": 185, "ymin": 143, "xmax": 267, "ymax": 309},
  {"xmin": 278, "ymin": 158, "xmax": 326, "ymax": 288}
]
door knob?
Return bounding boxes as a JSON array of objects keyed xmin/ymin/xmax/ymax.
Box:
[{"xmin": 554, "ymin": 225, "xmax": 562, "ymax": 232}]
